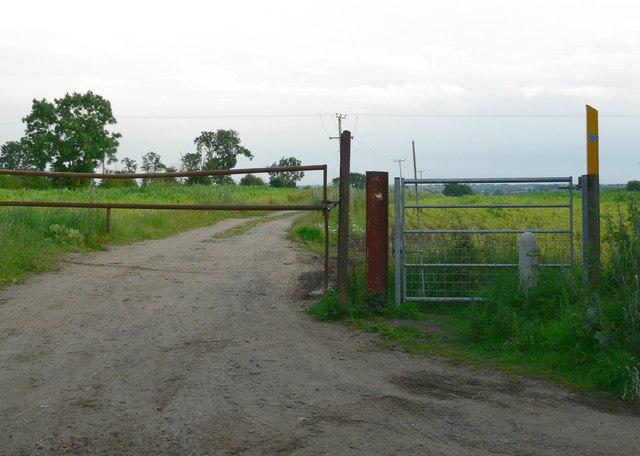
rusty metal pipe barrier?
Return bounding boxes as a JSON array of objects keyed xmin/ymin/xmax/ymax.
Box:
[
  {"xmin": 0, "ymin": 201, "xmax": 324, "ymax": 211},
  {"xmin": 0, "ymin": 165, "xmax": 333, "ymax": 292},
  {"xmin": 0, "ymin": 165, "xmax": 326, "ymax": 180}
]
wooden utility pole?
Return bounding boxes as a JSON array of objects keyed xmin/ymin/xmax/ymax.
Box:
[
  {"xmin": 337, "ymin": 130, "xmax": 352, "ymax": 307},
  {"xmin": 393, "ymin": 158, "xmax": 406, "ymax": 179},
  {"xmin": 330, "ymin": 113, "xmax": 347, "ymax": 139}
]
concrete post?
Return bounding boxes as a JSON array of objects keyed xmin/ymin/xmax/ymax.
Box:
[{"xmin": 519, "ymin": 232, "xmax": 539, "ymax": 289}]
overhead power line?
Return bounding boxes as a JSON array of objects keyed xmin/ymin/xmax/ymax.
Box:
[
  {"xmin": 348, "ymin": 113, "xmax": 640, "ymax": 119},
  {"xmin": 115, "ymin": 113, "xmax": 640, "ymax": 120},
  {"xmin": 4, "ymin": 113, "xmax": 639, "ymax": 123},
  {"xmin": 352, "ymin": 138, "xmax": 394, "ymax": 161},
  {"xmin": 118, "ymin": 114, "xmax": 323, "ymax": 119},
  {"xmin": 3, "ymin": 112, "xmax": 640, "ymax": 125}
]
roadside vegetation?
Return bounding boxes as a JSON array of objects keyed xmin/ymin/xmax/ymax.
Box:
[
  {"xmin": 300, "ymin": 187, "xmax": 640, "ymax": 406},
  {"xmin": 0, "ymin": 183, "xmax": 320, "ymax": 285}
]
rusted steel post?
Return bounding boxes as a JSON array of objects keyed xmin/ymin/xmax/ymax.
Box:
[
  {"xmin": 323, "ymin": 165, "xmax": 329, "ymax": 293},
  {"xmin": 366, "ymin": 172, "xmax": 389, "ymax": 307},
  {"xmin": 337, "ymin": 131, "xmax": 351, "ymax": 307},
  {"xmin": 106, "ymin": 208, "xmax": 112, "ymax": 235}
]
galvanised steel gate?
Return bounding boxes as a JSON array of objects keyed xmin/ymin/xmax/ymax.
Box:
[{"xmin": 393, "ymin": 177, "xmax": 574, "ymax": 304}]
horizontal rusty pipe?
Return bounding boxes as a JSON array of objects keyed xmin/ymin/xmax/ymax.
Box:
[
  {"xmin": 0, "ymin": 201, "xmax": 324, "ymax": 211},
  {"xmin": 0, "ymin": 165, "xmax": 326, "ymax": 180}
]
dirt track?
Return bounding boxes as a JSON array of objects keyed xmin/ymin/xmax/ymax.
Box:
[{"xmin": 1, "ymin": 213, "xmax": 639, "ymax": 455}]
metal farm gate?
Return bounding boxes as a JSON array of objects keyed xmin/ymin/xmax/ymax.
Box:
[
  {"xmin": 0, "ymin": 165, "xmax": 333, "ymax": 292},
  {"xmin": 393, "ymin": 177, "xmax": 574, "ymax": 304}
]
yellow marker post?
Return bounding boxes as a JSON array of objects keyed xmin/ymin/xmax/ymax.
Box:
[
  {"xmin": 585, "ymin": 105, "xmax": 600, "ymax": 286},
  {"xmin": 587, "ymin": 106, "xmax": 599, "ymax": 174}
]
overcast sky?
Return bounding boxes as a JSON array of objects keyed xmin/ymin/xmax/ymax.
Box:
[{"xmin": 1, "ymin": 0, "xmax": 639, "ymax": 184}]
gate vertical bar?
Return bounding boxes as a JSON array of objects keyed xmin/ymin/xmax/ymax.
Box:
[
  {"xmin": 401, "ymin": 180, "xmax": 408, "ymax": 302},
  {"xmin": 394, "ymin": 177, "xmax": 402, "ymax": 306},
  {"xmin": 581, "ymin": 175, "xmax": 589, "ymax": 281},
  {"xmin": 412, "ymin": 141, "xmax": 425, "ymax": 296},
  {"xmin": 323, "ymin": 165, "xmax": 329, "ymax": 292},
  {"xmin": 569, "ymin": 176, "xmax": 574, "ymax": 267},
  {"xmin": 366, "ymin": 172, "xmax": 389, "ymax": 304},
  {"xmin": 337, "ymin": 131, "xmax": 351, "ymax": 307}
]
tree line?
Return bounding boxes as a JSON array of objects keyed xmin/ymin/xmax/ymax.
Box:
[{"xmin": 0, "ymin": 91, "xmax": 305, "ymax": 188}]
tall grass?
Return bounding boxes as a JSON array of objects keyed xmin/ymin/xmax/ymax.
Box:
[
  {"xmin": 0, "ymin": 185, "xmax": 315, "ymax": 284},
  {"xmin": 467, "ymin": 194, "xmax": 640, "ymax": 400},
  {"xmin": 0, "ymin": 207, "xmax": 103, "ymax": 283}
]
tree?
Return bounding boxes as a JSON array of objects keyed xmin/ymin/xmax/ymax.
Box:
[
  {"xmin": 269, "ymin": 157, "xmax": 304, "ymax": 188},
  {"xmin": 331, "ymin": 172, "xmax": 366, "ymax": 189},
  {"xmin": 180, "ymin": 152, "xmax": 210, "ymax": 185},
  {"xmin": 627, "ymin": 180, "xmax": 640, "ymax": 192},
  {"xmin": 194, "ymin": 129, "xmax": 253, "ymax": 185},
  {"xmin": 120, "ymin": 157, "xmax": 138, "ymax": 174},
  {"xmin": 160, "ymin": 166, "xmax": 180, "ymax": 186},
  {"xmin": 100, "ymin": 157, "xmax": 138, "ymax": 188},
  {"xmin": 0, "ymin": 140, "xmax": 50, "ymax": 188},
  {"xmin": 20, "ymin": 91, "xmax": 121, "ymax": 185},
  {"xmin": 240, "ymin": 174, "xmax": 266, "ymax": 186},
  {"xmin": 443, "ymin": 182, "xmax": 473, "ymax": 197},
  {"xmin": 0, "ymin": 140, "xmax": 39, "ymax": 170},
  {"xmin": 140, "ymin": 151, "xmax": 167, "ymax": 186}
]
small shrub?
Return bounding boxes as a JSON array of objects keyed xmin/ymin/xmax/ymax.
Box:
[
  {"xmin": 48, "ymin": 224, "xmax": 85, "ymax": 247},
  {"xmin": 294, "ymin": 224, "xmax": 323, "ymax": 243},
  {"xmin": 0, "ymin": 175, "xmax": 52, "ymax": 189},
  {"xmin": 626, "ymin": 180, "xmax": 640, "ymax": 192},
  {"xmin": 239, "ymin": 174, "xmax": 266, "ymax": 186},
  {"xmin": 443, "ymin": 182, "xmax": 473, "ymax": 197},
  {"xmin": 99, "ymin": 178, "xmax": 138, "ymax": 188}
]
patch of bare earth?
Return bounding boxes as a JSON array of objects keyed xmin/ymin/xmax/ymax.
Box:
[{"xmin": 1, "ymin": 213, "xmax": 639, "ymax": 455}]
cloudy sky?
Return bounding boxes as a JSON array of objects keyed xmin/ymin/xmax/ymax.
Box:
[{"xmin": 1, "ymin": 0, "xmax": 639, "ymax": 184}]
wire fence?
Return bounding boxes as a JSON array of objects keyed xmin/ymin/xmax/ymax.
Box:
[{"xmin": 394, "ymin": 177, "xmax": 574, "ymax": 303}]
